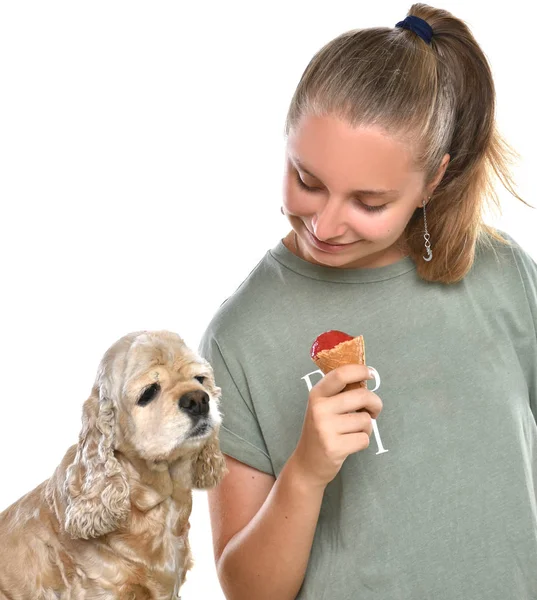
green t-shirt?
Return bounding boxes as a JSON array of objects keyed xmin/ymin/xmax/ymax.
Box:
[{"xmin": 199, "ymin": 231, "xmax": 537, "ymax": 599}]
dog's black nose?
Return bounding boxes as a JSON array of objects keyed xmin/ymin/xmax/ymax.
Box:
[{"xmin": 178, "ymin": 390, "xmax": 210, "ymax": 417}]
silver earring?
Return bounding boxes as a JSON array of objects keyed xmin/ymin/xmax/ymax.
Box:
[
  {"xmin": 280, "ymin": 206, "xmax": 285, "ymax": 215},
  {"xmin": 422, "ymin": 197, "xmax": 432, "ymax": 262}
]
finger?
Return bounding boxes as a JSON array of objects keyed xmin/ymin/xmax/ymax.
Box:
[
  {"xmin": 368, "ymin": 366, "xmax": 381, "ymax": 393},
  {"xmin": 334, "ymin": 411, "xmax": 373, "ymax": 436},
  {"xmin": 339, "ymin": 431, "xmax": 371, "ymax": 454},
  {"xmin": 312, "ymin": 364, "xmax": 375, "ymax": 398},
  {"xmin": 327, "ymin": 388, "xmax": 383, "ymax": 419}
]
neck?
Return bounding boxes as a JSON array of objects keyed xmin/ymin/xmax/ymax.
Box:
[
  {"xmin": 117, "ymin": 451, "xmax": 194, "ymax": 513},
  {"xmin": 283, "ymin": 230, "xmax": 300, "ymax": 257}
]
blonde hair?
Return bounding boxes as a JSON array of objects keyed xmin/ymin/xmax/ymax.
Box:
[{"xmin": 284, "ymin": 3, "xmax": 532, "ymax": 283}]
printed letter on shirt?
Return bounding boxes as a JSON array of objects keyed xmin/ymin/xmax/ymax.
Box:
[{"xmin": 301, "ymin": 369, "xmax": 389, "ymax": 455}]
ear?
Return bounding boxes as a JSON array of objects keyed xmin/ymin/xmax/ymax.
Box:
[
  {"xmin": 191, "ymin": 429, "xmax": 227, "ymax": 489},
  {"xmin": 426, "ymin": 152, "xmax": 451, "ymax": 198},
  {"xmin": 63, "ymin": 388, "xmax": 130, "ymax": 539}
]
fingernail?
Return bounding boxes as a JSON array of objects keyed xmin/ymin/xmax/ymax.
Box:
[{"xmin": 368, "ymin": 367, "xmax": 381, "ymax": 392}]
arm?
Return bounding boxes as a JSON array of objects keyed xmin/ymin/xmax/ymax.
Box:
[
  {"xmin": 209, "ymin": 454, "xmax": 324, "ymax": 600},
  {"xmin": 209, "ymin": 364, "xmax": 382, "ymax": 600}
]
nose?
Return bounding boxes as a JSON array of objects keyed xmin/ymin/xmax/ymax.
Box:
[
  {"xmin": 178, "ymin": 390, "xmax": 210, "ymax": 417},
  {"xmin": 312, "ymin": 198, "xmax": 347, "ymax": 241}
]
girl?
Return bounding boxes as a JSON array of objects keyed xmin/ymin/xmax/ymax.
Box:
[{"xmin": 200, "ymin": 4, "xmax": 537, "ymax": 599}]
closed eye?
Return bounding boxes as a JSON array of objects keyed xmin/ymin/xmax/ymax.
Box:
[
  {"xmin": 137, "ymin": 383, "xmax": 161, "ymax": 407},
  {"xmin": 194, "ymin": 375, "xmax": 206, "ymax": 384},
  {"xmin": 294, "ymin": 171, "xmax": 388, "ymax": 213}
]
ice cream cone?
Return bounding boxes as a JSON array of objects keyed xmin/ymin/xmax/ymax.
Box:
[{"xmin": 312, "ymin": 335, "xmax": 366, "ymax": 390}]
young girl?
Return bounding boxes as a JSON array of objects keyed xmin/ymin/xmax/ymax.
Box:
[{"xmin": 199, "ymin": 4, "xmax": 537, "ymax": 599}]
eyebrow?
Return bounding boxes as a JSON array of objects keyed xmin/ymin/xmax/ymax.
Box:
[{"xmin": 291, "ymin": 157, "xmax": 399, "ymax": 197}]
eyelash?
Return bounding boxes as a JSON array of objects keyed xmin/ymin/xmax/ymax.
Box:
[{"xmin": 294, "ymin": 172, "xmax": 387, "ymax": 214}]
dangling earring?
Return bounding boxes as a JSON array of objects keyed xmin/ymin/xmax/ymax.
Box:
[{"xmin": 422, "ymin": 197, "xmax": 433, "ymax": 262}]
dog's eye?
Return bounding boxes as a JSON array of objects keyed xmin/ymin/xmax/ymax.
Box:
[
  {"xmin": 137, "ymin": 383, "xmax": 161, "ymax": 407},
  {"xmin": 194, "ymin": 376, "xmax": 206, "ymax": 384}
]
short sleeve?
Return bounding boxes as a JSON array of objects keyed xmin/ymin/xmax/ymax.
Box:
[
  {"xmin": 511, "ymin": 243, "xmax": 537, "ymax": 327},
  {"xmin": 509, "ymin": 238, "xmax": 537, "ymax": 419},
  {"xmin": 198, "ymin": 330, "xmax": 275, "ymax": 476}
]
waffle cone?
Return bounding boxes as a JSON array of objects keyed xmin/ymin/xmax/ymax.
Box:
[{"xmin": 312, "ymin": 335, "xmax": 366, "ymax": 390}]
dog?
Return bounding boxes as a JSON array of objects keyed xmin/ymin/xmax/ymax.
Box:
[{"xmin": 0, "ymin": 330, "xmax": 227, "ymax": 599}]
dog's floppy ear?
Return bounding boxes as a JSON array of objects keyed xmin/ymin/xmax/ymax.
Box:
[
  {"xmin": 191, "ymin": 429, "xmax": 227, "ymax": 489},
  {"xmin": 63, "ymin": 387, "xmax": 130, "ymax": 539}
]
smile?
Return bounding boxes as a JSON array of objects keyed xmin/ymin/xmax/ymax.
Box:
[{"xmin": 305, "ymin": 229, "xmax": 363, "ymax": 253}]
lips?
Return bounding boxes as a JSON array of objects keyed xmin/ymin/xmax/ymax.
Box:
[
  {"xmin": 190, "ymin": 421, "xmax": 211, "ymax": 438},
  {"xmin": 305, "ymin": 228, "xmax": 362, "ymax": 252}
]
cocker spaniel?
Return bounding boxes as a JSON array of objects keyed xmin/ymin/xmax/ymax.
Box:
[{"xmin": 0, "ymin": 330, "xmax": 227, "ymax": 599}]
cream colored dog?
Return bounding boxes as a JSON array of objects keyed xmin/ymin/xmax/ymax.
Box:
[{"xmin": 0, "ymin": 330, "xmax": 227, "ymax": 599}]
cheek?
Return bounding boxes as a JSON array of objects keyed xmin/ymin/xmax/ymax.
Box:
[
  {"xmin": 130, "ymin": 404, "xmax": 190, "ymax": 443},
  {"xmin": 283, "ymin": 176, "xmax": 317, "ymax": 215},
  {"xmin": 209, "ymin": 398, "xmax": 222, "ymax": 425},
  {"xmin": 347, "ymin": 207, "xmax": 409, "ymax": 241}
]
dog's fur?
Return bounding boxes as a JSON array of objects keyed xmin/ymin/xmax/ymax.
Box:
[{"xmin": 0, "ymin": 330, "xmax": 227, "ymax": 599}]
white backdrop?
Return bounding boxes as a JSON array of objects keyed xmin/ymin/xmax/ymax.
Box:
[{"xmin": 0, "ymin": 1, "xmax": 535, "ymax": 598}]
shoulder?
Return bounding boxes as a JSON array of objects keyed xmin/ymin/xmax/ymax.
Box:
[
  {"xmin": 492, "ymin": 228, "xmax": 537, "ymax": 288},
  {"xmin": 199, "ymin": 246, "xmax": 284, "ymax": 352},
  {"xmin": 473, "ymin": 227, "xmax": 537, "ymax": 303},
  {"xmin": 475, "ymin": 227, "xmax": 534, "ymax": 268}
]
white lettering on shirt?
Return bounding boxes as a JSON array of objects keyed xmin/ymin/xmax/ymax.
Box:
[{"xmin": 301, "ymin": 369, "xmax": 388, "ymax": 455}]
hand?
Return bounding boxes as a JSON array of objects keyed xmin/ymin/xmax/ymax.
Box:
[{"xmin": 290, "ymin": 364, "xmax": 383, "ymax": 490}]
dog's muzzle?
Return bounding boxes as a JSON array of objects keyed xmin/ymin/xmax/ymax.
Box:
[{"xmin": 178, "ymin": 390, "xmax": 209, "ymax": 418}]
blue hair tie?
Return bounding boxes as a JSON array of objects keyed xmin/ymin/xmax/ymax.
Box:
[{"xmin": 395, "ymin": 15, "xmax": 434, "ymax": 45}]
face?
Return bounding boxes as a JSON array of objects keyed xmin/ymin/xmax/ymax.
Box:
[
  {"xmin": 113, "ymin": 335, "xmax": 222, "ymax": 464},
  {"xmin": 283, "ymin": 114, "xmax": 445, "ymax": 269}
]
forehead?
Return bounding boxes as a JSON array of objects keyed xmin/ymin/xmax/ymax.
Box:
[
  {"xmin": 288, "ymin": 114, "xmax": 417, "ymax": 185},
  {"xmin": 125, "ymin": 337, "xmax": 209, "ymax": 383}
]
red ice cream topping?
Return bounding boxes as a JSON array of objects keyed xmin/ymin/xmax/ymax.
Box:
[{"xmin": 310, "ymin": 330, "xmax": 354, "ymax": 359}]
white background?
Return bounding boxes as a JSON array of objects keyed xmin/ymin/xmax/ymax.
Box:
[{"xmin": 0, "ymin": 1, "xmax": 535, "ymax": 598}]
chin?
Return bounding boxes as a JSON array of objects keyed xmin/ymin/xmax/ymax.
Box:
[
  {"xmin": 180, "ymin": 420, "xmax": 216, "ymax": 448},
  {"xmin": 310, "ymin": 248, "xmax": 369, "ymax": 268}
]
